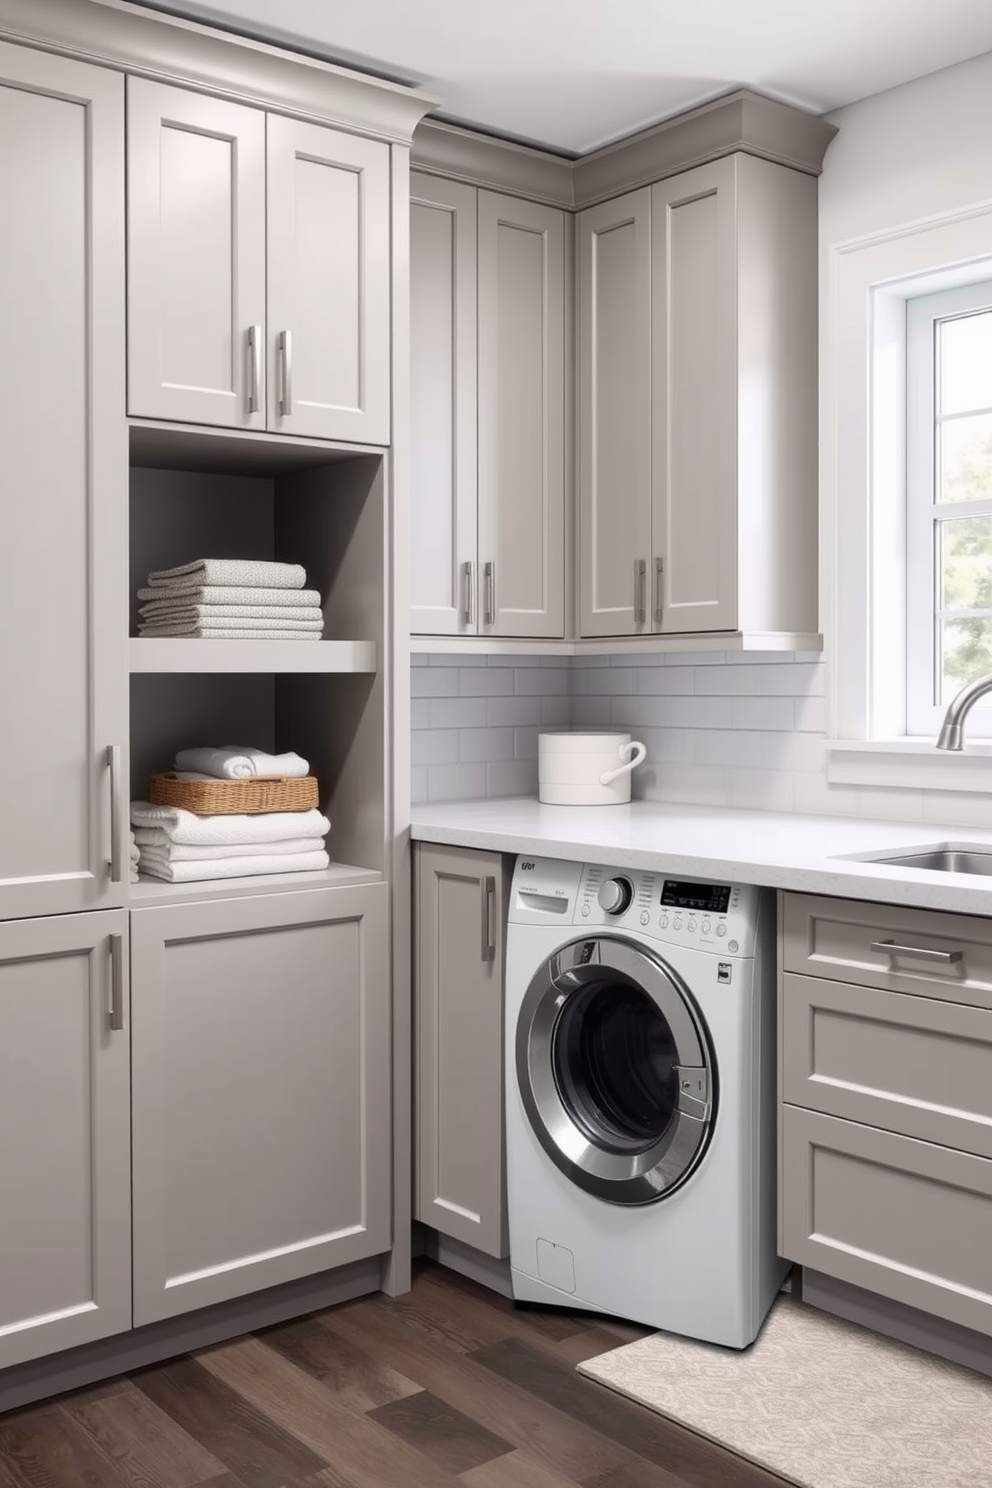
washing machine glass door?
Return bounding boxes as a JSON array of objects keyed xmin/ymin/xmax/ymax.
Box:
[{"xmin": 516, "ymin": 935, "xmax": 715, "ymax": 1205}]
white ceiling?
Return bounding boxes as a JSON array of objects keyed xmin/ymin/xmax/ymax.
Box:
[{"xmin": 141, "ymin": 0, "xmax": 992, "ymax": 154}]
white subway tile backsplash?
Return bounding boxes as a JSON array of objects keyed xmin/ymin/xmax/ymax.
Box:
[
  {"xmin": 427, "ymin": 762, "xmax": 488, "ymax": 802},
  {"xmin": 488, "ymin": 758, "xmax": 538, "ymax": 797},
  {"xmin": 429, "ymin": 697, "xmax": 488, "ymax": 730},
  {"xmin": 633, "ymin": 666, "xmax": 694, "ymax": 696},
  {"xmin": 694, "ymin": 729, "xmax": 764, "ymax": 768},
  {"xmin": 760, "ymin": 662, "xmax": 825, "ymax": 696},
  {"xmin": 667, "ymin": 696, "xmax": 735, "ymax": 730},
  {"xmin": 410, "ymin": 652, "xmax": 954, "ymax": 826},
  {"xmin": 489, "ymin": 695, "xmax": 542, "ymax": 726},
  {"xmin": 411, "ymin": 667, "xmax": 460, "ymax": 698},
  {"xmin": 412, "ymin": 730, "xmax": 459, "ymax": 767},
  {"xmin": 458, "ymin": 667, "xmax": 515, "ymax": 696},
  {"xmin": 459, "ymin": 727, "xmax": 515, "ymax": 763},
  {"xmin": 731, "ymin": 696, "xmax": 794, "ymax": 732}
]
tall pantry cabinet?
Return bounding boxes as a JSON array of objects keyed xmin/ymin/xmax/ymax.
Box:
[{"xmin": 0, "ymin": 0, "xmax": 433, "ymax": 1393}]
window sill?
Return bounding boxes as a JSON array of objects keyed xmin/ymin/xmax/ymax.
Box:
[{"xmin": 827, "ymin": 739, "xmax": 992, "ymax": 793}]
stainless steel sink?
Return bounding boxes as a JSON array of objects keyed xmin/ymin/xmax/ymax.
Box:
[{"xmin": 867, "ymin": 848, "xmax": 992, "ymax": 875}]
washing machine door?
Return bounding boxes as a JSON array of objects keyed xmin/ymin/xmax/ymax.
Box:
[{"xmin": 516, "ymin": 935, "xmax": 716, "ymax": 1206}]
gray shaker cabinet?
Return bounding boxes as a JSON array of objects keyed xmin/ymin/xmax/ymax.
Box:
[
  {"xmin": 578, "ymin": 154, "xmax": 819, "ymax": 643},
  {"xmin": 130, "ymin": 883, "xmax": 391, "ymax": 1324},
  {"xmin": 0, "ymin": 43, "xmax": 127, "ymax": 921},
  {"xmin": 127, "ymin": 78, "xmax": 391, "ymax": 444},
  {"xmin": 410, "ymin": 175, "xmax": 566, "ymax": 639},
  {"xmin": 779, "ymin": 891, "xmax": 992, "ymax": 1338},
  {"xmin": 415, "ymin": 844, "xmax": 509, "ymax": 1258},
  {"xmin": 0, "ymin": 911, "xmax": 132, "ymax": 1371}
]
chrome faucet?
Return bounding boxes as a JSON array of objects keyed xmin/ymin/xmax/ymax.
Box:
[{"xmin": 936, "ymin": 671, "xmax": 992, "ymax": 750}]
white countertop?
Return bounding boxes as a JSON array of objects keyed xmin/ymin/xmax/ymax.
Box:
[{"xmin": 410, "ymin": 797, "xmax": 992, "ymax": 915}]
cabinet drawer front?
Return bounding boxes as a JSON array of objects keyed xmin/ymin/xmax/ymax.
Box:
[
  {"xmin": 781, "ymin": 1105, "xmax": 992, "ymax": 1338},
  {"xmin": 781, "ymin": 892, "xmax": 992, "ymax": 1008},
  {"xmin": 782, "ymin": 972, "xmax": 992, "ymax": 1157}
]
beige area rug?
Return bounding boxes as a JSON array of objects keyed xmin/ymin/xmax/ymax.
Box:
[{"xmin": 577, "ymin": 1295, "xmax": 992, "ymax": 1488}]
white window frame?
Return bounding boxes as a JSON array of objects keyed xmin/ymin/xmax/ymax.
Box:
[
  {"xmin": 905, "ymin": 280, "xmax": 992, "ymax": 738},
  {"xmin": 823, "ymin": 199, "xmax": 992, "ymax": 793}
]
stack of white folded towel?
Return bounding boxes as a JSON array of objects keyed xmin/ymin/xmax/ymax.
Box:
[
  {"xmin": 132, "ymin": 744, "xmax": 328, "ymax": 883},
  {"xmin": 173, "ymin": 745, "xmax": 311, "ymax": 780},
  {"xmin": 130, "ymin": 803, "xmax": 331, "ymax": 883},
  {"xmin": 129, "ymin": 829, "xmax": 140, "ymax": 884},
  {"xmin": 137, "ymin": 559, "xmax": 323, "ymax": 640}
]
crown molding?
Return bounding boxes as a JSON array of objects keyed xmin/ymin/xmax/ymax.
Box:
[
  {"xmin": 413, "ymin": 88, "xmax": 838, "ymax": 209},
  {"xmin": 572, "ymin": 90, "xmax": 838, "ymax": 207},
  {"xmin": 411, "ymin": 118, "xmax": 575, "ymax": 207},
  {"xmin": 0, "ymin": 0, "xmax": 438, "ymax": 143}
]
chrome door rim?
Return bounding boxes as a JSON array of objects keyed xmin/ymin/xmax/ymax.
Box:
[{"xmin": 515, "ymin": 934, "xmax": 716, "ymax": 1206}]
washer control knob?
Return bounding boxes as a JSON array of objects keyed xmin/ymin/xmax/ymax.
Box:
[
  {"xmin": 716, "ymin": 923, "xmax": 727, "ymax": 938},
  {"xmin": 597, "ymin": 877, "xmax": 633, "ymax": 915}
]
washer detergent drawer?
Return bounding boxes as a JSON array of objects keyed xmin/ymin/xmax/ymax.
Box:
[{"xmin": 781, "ymin": 1105, "xmax": 992, "ymax": 1339}]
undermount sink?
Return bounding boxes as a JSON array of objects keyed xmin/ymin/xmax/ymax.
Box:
[{"xmin": 864, "ymin": 847, "xmax": 992, "ymax": 875}]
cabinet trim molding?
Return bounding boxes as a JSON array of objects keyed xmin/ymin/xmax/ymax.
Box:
[{"xmin": 0, "ymin": 0, "xmax": 437, "ymax": 142}]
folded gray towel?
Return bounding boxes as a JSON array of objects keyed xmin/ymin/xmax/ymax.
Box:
[
  {"xmin": 138, "ymin": 603, "xmax": 323, "ymax": 623},
  {"xmin": 146, "ymin": 559, "xmax": 307, "ymax": 589},
  {"xmin": 137, "ymin": 625, "xmax": 322, "ymax": 639}
]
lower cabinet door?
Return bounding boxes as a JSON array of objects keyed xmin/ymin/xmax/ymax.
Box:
[
  {"xmin": 781, "ymin": 1104, "xmax": 992, "ymax": 1338},
  {"xmin": 0, "ymin": 911, "xmax": 131, "ymax": 1370},
  {"xmin": 415, "ymin": 844, "xmax": 508, "ymax": 1258},
  {"xmin": 131, "ymin": 884, "xmax": 390, "ymax": 1325}
]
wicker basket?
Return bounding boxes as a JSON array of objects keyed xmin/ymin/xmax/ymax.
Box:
[{"xmin": 148, "ymin": 771, "xmax": 320, "ymax": 815}]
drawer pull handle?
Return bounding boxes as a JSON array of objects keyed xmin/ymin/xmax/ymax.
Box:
[
  {"xmin": 481, "ymin": 875, "xmax": 497, "ymax": 962},
  {"xmin": 870, "ymin": 939, "xmax": 963, "ymax": 965}
]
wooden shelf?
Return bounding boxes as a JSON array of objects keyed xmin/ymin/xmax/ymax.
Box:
[
  {"xmin": 129, "ymin": 638, "xmax": 376, "ymax": 674},
  {"xmin": 128, "ymin": 862, "xmax": 383, "ymax": 907}
]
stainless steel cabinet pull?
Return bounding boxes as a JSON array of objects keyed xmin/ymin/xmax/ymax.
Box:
[
  {"xmin": 246, "ymin": 324, "xmax": 261, "ymax": 413},
  {"xmin": 481, "ymin": 875, "xmax": 497, "ymax": 962},
  {"xmin": 106, "ymin": 744, "xmax": 122, "ymax": 883},
  {"xmin": 870, "ymin": 939, "xmax": 963, "ymax": 965},
  {"xmin": 109, "ymin": 933, "xmax": 124, "ymax": 1031},
  {"xmin": 654, "ymin": 556, "xmax": 665, "ymax": 624},
  {"xmin": 463, "ymin": 561, "xmax": 476, "ymax": 627},
  {"xmin": 278, "ymin": 329, "xmax": 293, "ymax": 415},
  {"xmin": 634, "ymin": 558, "xmax": 647, "ymax": 624},
  {"xmin": 484, "ymin": 561, "xmax": 496, "ymax": 627}
]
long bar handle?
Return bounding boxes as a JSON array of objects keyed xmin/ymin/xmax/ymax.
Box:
[
  {"xmin": 278, "ymin": 328, "xmax": 293, "ymax": 416},
  {"xmin": 246, "ymin": 324, "xmax": 261, "ymax": 414},
  {"xmin": 109, "ymin": 933, "xmax": 124, "ymax": 1032},
  {"xmin": 106, "ymin": 744, "xmax": 122, "ymax": 883},
  {"xmin": 481, "ymin": 875, "xmax": 497, "ymax": 962},
  {"xmin": 462, "ymin": 561, "xmax": 476, "ymax": 627},
  {"xmin": 654, "ymin": 556, "xmax": 665, "ymax": 624},
  {"xmin": 634, "ymin": 558, "xmax": 647, "ymax": 624},
  {"xmin": 870, "ymin": 939, "xmax": 963, "ymax": 965},
  {"xmin": 484, "ymin": 561, "xmax": 496, "ymax": 628}
]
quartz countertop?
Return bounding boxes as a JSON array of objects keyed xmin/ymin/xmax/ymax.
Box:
[{"xmin": 410, "ymin": 797, "xmax": 992, "ymax": 915}]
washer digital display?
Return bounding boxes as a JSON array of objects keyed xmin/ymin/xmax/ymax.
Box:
[{"xmin": 660, "ymin": 880, "xmax": 731, "ymax": 914}]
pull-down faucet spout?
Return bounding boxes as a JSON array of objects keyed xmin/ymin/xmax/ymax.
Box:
[{"xmin": 936, "ymin": 671, "xmax": 992, "ymax": 751}]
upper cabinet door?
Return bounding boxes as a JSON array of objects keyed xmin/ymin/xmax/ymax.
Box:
[
  {"xmin": 410, "ymin": 173, "xmax": 479, "ymax": 636},
  {"xmin": 651, "ymin": 159, "xmax": 738, "ymax": 634},
  {"xmin": 127, "ymin": 79, "xmax": 266, "ymax": 429},
  {"xmin": 266, "ymin": 118, "xmax": 391, "ymax": 444},
  {"xmin": 577, "ymin": 188, "xmax": 653, "ymax": 639},
  {"xmin": 477, "ymin": 192, "xmax": 565, "ymax": 639},
  {"xmin": 0, "ymin": 43, "xmax": 127, "ymax": 921}
]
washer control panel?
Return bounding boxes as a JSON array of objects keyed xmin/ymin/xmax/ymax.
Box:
[{"xmin": 510, "ymin": 857, "xmax": 761, "ymax": 956}]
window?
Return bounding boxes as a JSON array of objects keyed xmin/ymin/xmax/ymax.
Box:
[{"xmin": 906, "ymin": 282, "xmax": 992, "ymax": 737}]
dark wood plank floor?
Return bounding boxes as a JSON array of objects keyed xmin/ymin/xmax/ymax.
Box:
[{"xmin": 0, "ymin": 1261, "xmax": 794, "ymax": 1488}]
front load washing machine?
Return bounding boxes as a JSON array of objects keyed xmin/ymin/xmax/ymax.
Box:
[{"xmin": 505, "ymin": 855, "xmax": 788, "ymax": 1348}]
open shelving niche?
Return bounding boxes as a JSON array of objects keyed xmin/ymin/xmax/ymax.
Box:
[{"xmin": 127, "ymin": 421, "xmax": 390, "ymax": 904}]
